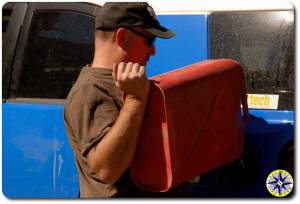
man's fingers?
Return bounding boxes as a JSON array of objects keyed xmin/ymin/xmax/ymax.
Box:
[
  {"xmin": 117, "ymin": 62, "xmax": 125, "ymax": 80},
  {"xmin": 132, "ymin": 63, "xmax": 140, "ymax": 74},
  {"xmin": 124, "ymin": 62, "xmax": 133, "ymax": 76},
  {"xmin": 138, "ymin": 65, "xmax": 146, "ymax": 77}
]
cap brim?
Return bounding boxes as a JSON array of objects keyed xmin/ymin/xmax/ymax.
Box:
[{"xmin": 145, "ymin": 25, "xmax": 176, "ymax": 39}]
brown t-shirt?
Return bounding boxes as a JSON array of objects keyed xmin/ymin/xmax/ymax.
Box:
[
  {"xmin": 64, "ymin": 65, "xmax": 189, "ymax": 198},
  {"xmin": 64, "ymin": 65, "xmax": 133, "ymax": 197}
]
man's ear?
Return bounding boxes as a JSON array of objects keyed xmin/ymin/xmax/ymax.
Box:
[{"xmin": 115, "ymin": 28, "xmax": 128, "ymax": 50}]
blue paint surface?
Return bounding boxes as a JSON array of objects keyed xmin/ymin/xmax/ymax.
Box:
[
  {"xmin": 147, "ymin": 15, "xmax": 208, "ymax": 77},
  {"xmin": 3, "ymin": 102, "xmax": 294, "ymax": 198},
  {"xmin": 248, "ymin": 109, "xmax": 294, "ymax": 125},
  {"xmin": 2, "ymin": 103, "xmax": 79, "ymax": 198}
]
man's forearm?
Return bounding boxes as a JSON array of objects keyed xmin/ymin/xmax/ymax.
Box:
[{"xmin": 87, "ymin": 96, "xmax": 147, "ymax": 184}]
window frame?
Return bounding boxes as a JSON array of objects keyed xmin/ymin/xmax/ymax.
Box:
[
  {"xmin": 2, "ymin": 3, "xmax": 28, "ymax": 101},
  {"xmin": 7, "ymin": 2, "xmax": 100, "ymax": 103}
]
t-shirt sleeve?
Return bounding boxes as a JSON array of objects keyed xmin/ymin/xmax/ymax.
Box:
[{"xmin": 65, "ymin": 85, "xmax": 119, "ymax": 157}]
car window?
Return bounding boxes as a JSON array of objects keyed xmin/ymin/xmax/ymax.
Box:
[
  {"xmin": 209, "ymin": 11, "xmax": 294, "ymax": 110},
  {"xmin": 17, "ymin": 10, "xmax": 94, "ymax": 99}
]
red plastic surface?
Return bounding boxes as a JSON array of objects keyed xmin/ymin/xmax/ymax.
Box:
[{"xmin": 131, "ymin": 59, "xmax": 248, "ymax": 192}]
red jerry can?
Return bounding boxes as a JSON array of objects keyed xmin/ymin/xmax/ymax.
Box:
[{"xmin": 131, "ymin": 59, "xmax": 249, "ymax": 192}]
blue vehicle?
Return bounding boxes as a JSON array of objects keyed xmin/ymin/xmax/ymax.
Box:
[{"xmin": 2, "ymin": 1, "xmax": 294, "ymax": 198}]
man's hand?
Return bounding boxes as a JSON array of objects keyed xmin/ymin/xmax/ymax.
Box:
[{"xmin": 112, "ymin": 62, "xmax": 150, "ymax": 103}]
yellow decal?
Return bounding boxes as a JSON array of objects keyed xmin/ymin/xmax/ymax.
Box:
[{"xmin": 247, "ymin": 94, "xmax": 279, "ymax": 109}]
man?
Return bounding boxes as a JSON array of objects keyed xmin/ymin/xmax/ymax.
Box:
[{"xmin": 64, "ymin": 2, "xmax": 176, "ymax": 197}]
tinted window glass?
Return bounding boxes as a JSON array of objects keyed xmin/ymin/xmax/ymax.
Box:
[
  {"xmin": 209, "ymin": 11, "xmax": 294, "ymax": 110},
  {"xmin": 17, "ymin": 11, "xmax": 94, "ymax": 99}
]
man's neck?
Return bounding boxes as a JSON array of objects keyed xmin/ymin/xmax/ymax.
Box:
[{"xmin": 92, "ymin": 49, "xmax": 124, "ymax": 69}]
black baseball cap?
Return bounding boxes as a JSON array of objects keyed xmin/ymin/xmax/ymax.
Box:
[{"xmin": 96, "ymin": 2, "xmax": 175, "ymax": 39}]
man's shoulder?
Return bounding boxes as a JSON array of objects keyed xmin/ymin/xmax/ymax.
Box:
[
  {"xmin": 65, "ymin": 66, "xmax": 122, "ymax": 110},
  {"xmin": 68, "ymin": 67, "xmax": 113, "ymax": 96},
  {"xmin": 66, "ymin": 83, "xmax": 110, "ymax": 106}
]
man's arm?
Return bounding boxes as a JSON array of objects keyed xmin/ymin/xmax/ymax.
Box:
[{"xmin": 87, "ymin": 62, "xmax": 149, "ymax": 184}]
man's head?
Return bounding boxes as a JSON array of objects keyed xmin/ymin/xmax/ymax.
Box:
[{"xmin": 94, "ymin": 2, "xmax": 175, "ymax": 66}]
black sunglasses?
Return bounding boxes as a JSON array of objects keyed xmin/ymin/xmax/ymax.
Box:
[{"xmin": 127, "ymin": 28, "xmax": 156, "ymax": 46}]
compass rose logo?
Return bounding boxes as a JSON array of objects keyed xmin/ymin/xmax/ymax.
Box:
[{"xmin": 266, "ymin": 169, "xmax": 293, "ymax": 197}]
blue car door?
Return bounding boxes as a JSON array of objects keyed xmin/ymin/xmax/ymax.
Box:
[{"xmin": 2, "ymin": 2, "xmax": 98, "ymax": 198}]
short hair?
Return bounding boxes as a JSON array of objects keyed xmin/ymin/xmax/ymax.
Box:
[{"xmin": 95, "ymin": 30, "xmax": 116, "ymax": 42}]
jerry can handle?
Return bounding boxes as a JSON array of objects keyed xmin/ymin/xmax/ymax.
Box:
[{"xmin": 241, "ymin": 81, "xmax": 249, "ymax": 124}]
